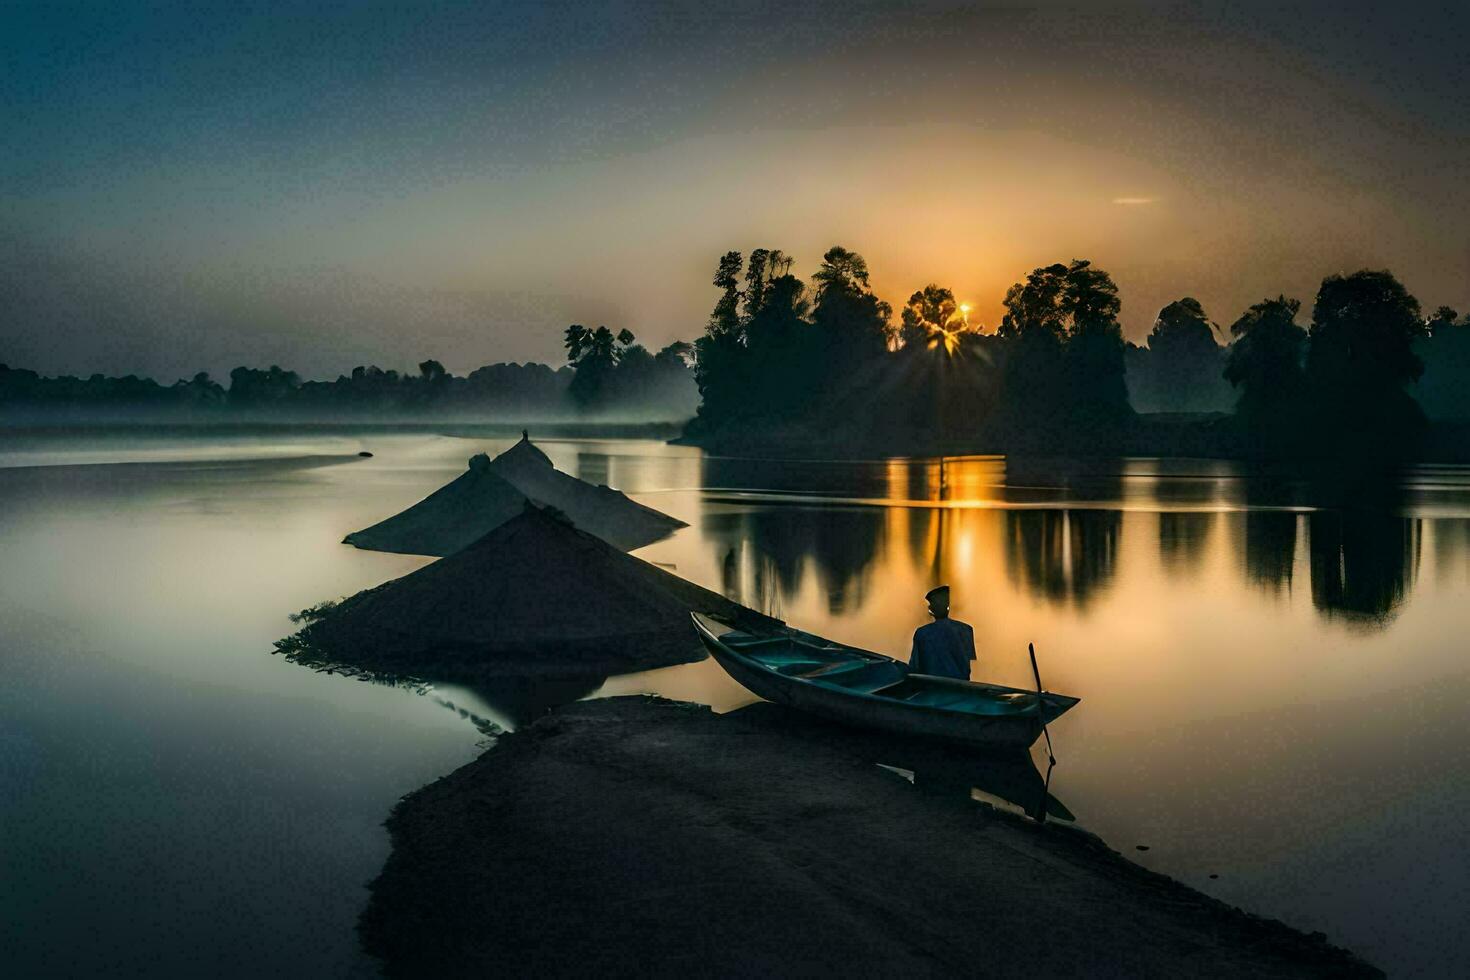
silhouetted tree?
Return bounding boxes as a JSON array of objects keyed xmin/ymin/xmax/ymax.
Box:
[
  {"xmin": 691, "ymin": 246, "xmax": 832, "ymax": 432},
  {"xmin": 1307, "ymin": 270, "xmax": 1426, "ymax": 443},
  {"xmin": 0, "ymin": 356, "xmax": 634, "ymax": 420},
  {"xmin": 900, "ymin": 284, "xmax": 964, "ymax": 351},
  {"xmin": 1224, "ymin": 296, "xmax": 1307, "ymax": 425},
  {"xmin": 884, "ymin": 283, "xmax": 997, "ymax": 437},
  {"xmin": 709, "ymin": 251, "xmax": 744, "ymax": 340},
  {"xmin": 1132, "ymin": 298, "xmax": 1231, "ymax": 413},
  {"xmin": 655, "ymin": 340, "xmax": 695, "ymax": 368},
  {"xmin": 810, "ymin": 246, "xmax": 892, "ymax": 367},
  {"xmin": 396, "ymin": 358, "xmax": 453, "ymax": 410},
  {"xmin": 803, "ymin": 246, "xmax": 892, "ymax": 425},
  {"xmin": 809, "ymin": 246, "xmax": 869, "ymax": 296},
  {"xmin": 1413, "ymin": 306, "xmax": 1470, "ymax": 419},
  {"xmin": 565, "ymin": 324, "xmax": 637, "ymax": 409},
  {"xmin": 692, "ymin": 251, "xmax": 750, "ymax": 432},
  {"xmin": 1064, "ymin": 261, "xmax": 1129, "ymax": 421},
  {"xmin": 228, "ymin": 364, "xmax": 301, "ymax": 406},
  {"xmin": 172, "ymin": 371, "xmax": 226, "ymax": 406},
  {"xmin": 997, "ymin": 259, "xmax": 1128, "ymax": 432},
  {"xmin": 595, "ymin": 339, "xmax": 700, "ymax": 417},
  {"xmin": 743, "ymin": 248, "xmax": 793, "ymax": 322},
  {"xmin": 747, "ymin": 269, "xmax": 814, "ymax": 419},
  {"xmin": 997, "ymin": 263, "xmax": 1070, "ymax": 428},
  {"xmin": 1429, "ymin": 306, "xmax": 1458, "ymax": 330},
  {"xmin": 461, "ymin": 361, "xmax": 570, "ymax": 416}
]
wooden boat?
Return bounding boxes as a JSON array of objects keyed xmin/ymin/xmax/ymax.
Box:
[{"xmin": 692, "ymin": 613, "xmax": 1079, "ymax": 750}]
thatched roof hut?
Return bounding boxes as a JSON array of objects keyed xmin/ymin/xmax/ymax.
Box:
[
  {"xmin": 285, "ymin": 505, "xmax": 777, "ymax": 681},
  {"xmin": 486, "ymin": 434, "xmax": 687, "ymax": 550},
  {"xmin": 343, "ymin": 453, "xmax": 527, "ymax": 557},
  {"xmin": 343, "ymin": 434, "xmax": 685, "ymax": 557}
]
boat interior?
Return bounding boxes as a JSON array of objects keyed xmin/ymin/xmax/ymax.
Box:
[{"xmin": 718, "ymin": 630, "xmax": 1069, "ymax": 719}]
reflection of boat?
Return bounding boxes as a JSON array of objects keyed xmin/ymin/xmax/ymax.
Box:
[
  {"xmin": 894, "ymin": 745, "xmax": 1075, "ymax": 822},
  {"xmin": 723, "ymin": 700, "xmax": 1074, "ymax": 821},
  {"xmin": 692, "ymin": 614, "xmax": 1079, "ymax": 750}
]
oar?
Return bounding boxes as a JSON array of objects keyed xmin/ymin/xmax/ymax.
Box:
[
  {"xmin": 1028, "ymin": 642, "xmax": 1056, "ymax": 768},
  {"xmin": 1035, "ymin": 756, "xmax": 1056, "ymax": 825}
]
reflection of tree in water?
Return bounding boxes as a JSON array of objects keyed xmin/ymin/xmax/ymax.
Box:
[
  {"xmin": 721, "ymin": 544, "xmax": 740, "ymax": 597},
  {"xmin": 908, "ymin": 459, "xmax": 939, "ymax": 501},
  {"xmin": 1236, "ymin": 468, "xmax": 1304, "ymax": 595},
  {"xmin": 1308, "ymin": 511, "xmax": 1421, "ymax": 627},
  {"xmin": 1242, "ymin": 510, "xmax": 1298, "ymax": 593},
  {"xmin": 704, "ymin": 506, "xmax": 885, "ymax": 613},
  {"xmin": 1147, "ymin": 462, "xmax": 1219, "ymax": 579},
  {"xmin": 1158, "ymin": 512, "xmax": 1213, "ymax": 577},
  {"xmin": 749, "ymin": 549, "xmax": 787, "ymax": 620},
  {"xmin": 906, "ymin": 505, "xmax": 947, "ymax": 578},
  {"xmin": 1235, "ymin": 463, "xmax": 1426, "ymax": 626},
  {"xmin": 1005, "ymin": 510, "xmax": 1068, "ymax": 603},
  {"xmin": 1003, "ymin": 509, "xmax": 1122, "ymax": 608},
  {"xmin": 794, "ymin": 508, "xmax": 885, "ymax": 613},
  {"xmin": 1070, "ymin": 510, "xmax": 1121, "ymax": 606},
  {"xmin": 1434, "ymin": 519, "xmax": 1470, "ymax": 585},
  {"xmin": 705, "ymin": 511, "xmax": 805, "ymax": 601},
  {"xmin": 905, "ymin": 507, "xmax": 995, "ymax": 596},
  {"xmin": 996, "ymin": 464, "xmax": 1125, "ymax": 608}
]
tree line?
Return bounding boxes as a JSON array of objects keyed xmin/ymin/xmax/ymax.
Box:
[
  {"xmin": 6, "ymin": 252, "xmax": 1467, "ymax": 452},
  {"xmin": 0, "ymin": 333, "xmax": 697, "ymax": 423},
  {"xmin": 685, "ymin": 246, "xmax": 1470, "ymax": 457}
]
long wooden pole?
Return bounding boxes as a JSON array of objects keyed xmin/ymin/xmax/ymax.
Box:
[{"xmin": 1028, "ymin": 643, "xmax": 1056, "ymax": 767}]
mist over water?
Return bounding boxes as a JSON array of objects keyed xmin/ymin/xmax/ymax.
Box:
[{"xmin": 2, "ymin": 428, "xmax": 1467, "ymax": 975}]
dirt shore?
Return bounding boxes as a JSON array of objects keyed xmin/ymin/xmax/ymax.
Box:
[{"xmin": 361, "ymin": 696, "xmax": 1380, "ymax": 978}]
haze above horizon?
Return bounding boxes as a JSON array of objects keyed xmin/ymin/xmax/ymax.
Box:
[{"xmin": 4, "ymin": 1, "xmax": 1467, "ymax": 381}]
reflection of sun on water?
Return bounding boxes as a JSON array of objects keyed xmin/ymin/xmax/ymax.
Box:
[{"xmin": 623, "ymin": 452, "xmax": 1470, "ymax": 714}]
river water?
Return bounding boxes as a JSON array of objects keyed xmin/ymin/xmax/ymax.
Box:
[{"xmin": 1, "ymin": 428, "xmax": 1466, "ymax": 976}]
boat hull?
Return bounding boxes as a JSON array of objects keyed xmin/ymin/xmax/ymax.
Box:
[{"xmin": 693, "ymin": 615, "xmax": 1074, "ymax": 750}]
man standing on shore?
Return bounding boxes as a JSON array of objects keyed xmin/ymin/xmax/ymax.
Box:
[{"xmin": 909, "ymin": 585, "xmax": 975, "ymax": 679}]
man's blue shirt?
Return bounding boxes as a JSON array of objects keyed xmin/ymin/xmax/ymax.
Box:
[{"xmin": 909, "ymin": 618, "xmax": 976, "ymax": 679}]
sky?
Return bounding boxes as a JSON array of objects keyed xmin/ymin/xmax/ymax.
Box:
[{"xmin": 3, "ymin": 1, "xmax": 1468, "ymax": 381}]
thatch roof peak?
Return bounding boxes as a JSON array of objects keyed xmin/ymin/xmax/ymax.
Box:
[
  {"xmin": 344, "ymin": 436, "xmax": 685, "ymax": 557},
  {"xmin": 494, "ymin": 432, "xmax": 553, "ymax": 470}
]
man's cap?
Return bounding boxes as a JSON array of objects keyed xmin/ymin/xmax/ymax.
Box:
[{"xmin": 925, "ymin": 585, "xmax": 950, "ymax": 602}]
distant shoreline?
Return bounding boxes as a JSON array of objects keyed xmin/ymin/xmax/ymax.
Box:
[
  {"xmin": 4, "ymin": 415, "xmax": 1468, "ymax": 463},
  {"xmin": 0, "ymin": 419, "xmax": 691, "ymax": 442},
  {"xmin": 678, "ymin": 415, "xmax": 1470, "ymax": 464}
]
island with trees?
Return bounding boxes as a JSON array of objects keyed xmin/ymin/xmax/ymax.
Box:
[{"xmin": 682, "ymin": 246, "xmax": 1470, "ymax": 460}]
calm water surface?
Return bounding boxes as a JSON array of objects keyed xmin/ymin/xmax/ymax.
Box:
[{"xmin": 2, "ymin": 429, "xmax": 1467, "ymax": 976}]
